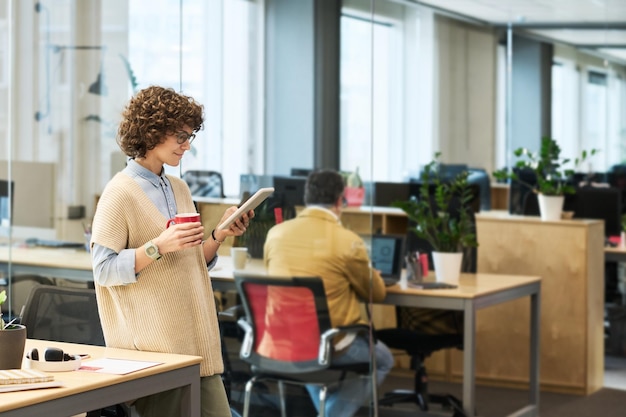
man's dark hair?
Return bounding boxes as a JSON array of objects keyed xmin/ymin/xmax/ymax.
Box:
[{"xmin": 304, "ymin": 170, "xmax": 345, "ymax": 206}]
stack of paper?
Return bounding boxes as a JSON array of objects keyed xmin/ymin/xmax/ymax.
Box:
[{"xmin": 0, "ymin": 369, "xmax": 62, "ymax": 392}]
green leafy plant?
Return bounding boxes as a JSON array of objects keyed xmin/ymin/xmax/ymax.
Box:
[
  {"xmin": 392, "ymin": 153, "xmax": 478, "ymax": 253},
  {"xmin": 233, "ymin": 199, "xmax": 279, "ymax": 258},
  {"xmin": 493, "ymin": 136, "xmax": 598, "ymax": 196},
  {"xmin": 621, "ymin": 213, "xmax": 626, "ymax": 233}
]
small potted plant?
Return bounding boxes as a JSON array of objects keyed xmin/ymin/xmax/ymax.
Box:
[
  {"xmin": 0, "ymin": 290, "xmax": 27, "ymax": 369},
  {"xmin": 493, "ymin": 136, "xmax": 598, "ymax": 221},
  {"xmin": 392, "ymin": 153, "xmax": 478, "ymax": 283},
  {"xmin": 342, "ymin": 167, "xmax": 365, "ymax": 207}
]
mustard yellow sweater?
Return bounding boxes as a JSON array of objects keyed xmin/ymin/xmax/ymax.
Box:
[{"xmin": 91, "ymin": 172, "xmax": 223, "ymax": 377}]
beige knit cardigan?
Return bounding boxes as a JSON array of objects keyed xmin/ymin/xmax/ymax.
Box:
[{"xmin": 91, "ymin": 172, "xmax": 223, "ymax": 377}]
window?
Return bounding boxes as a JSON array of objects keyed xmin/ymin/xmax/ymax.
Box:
[
  {"xmin": 129, "ymin": 0, "xmax": 263, "ymax": 197},
  {"xmin": 340, "ymin": 4, "xmax": 435, "ymax": 182},
  {"xmin": 551, "ymin": 59, "xmax": 581, "ymax": 167}
]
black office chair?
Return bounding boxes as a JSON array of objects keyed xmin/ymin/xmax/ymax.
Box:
[
  {"xmin": 0, "ymin": 275, "xmax": 55, "ymax": 321},
  {"xmin": 234, "ymin": 274, "xmax": 377, "ymax": 417},
  {"xmin": 375, "ymin": 308, "xmax": 465, "ymax": 416},
  {"xmin": 182, "ymin": 170, "xmax": 225, "ymax": 198},
  {"xmin": 22, "ymin": 285, "xmax": 127, "ymax": 417}
]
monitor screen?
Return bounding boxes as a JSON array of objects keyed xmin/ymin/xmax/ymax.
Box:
[
  {"xmin": 271, "ymin": 176, "xmax": 307, "ymax": 219},
  {"xmin": 574, "ymin": 186, "xmax": 622, "ymax": 237},
  {"xmin": 368, "ymin": 234, "xmax": 405, "ymax": 279},
  {"xmin": 373, "ymin": 182, "xmax": 410, "ymax": 207}
]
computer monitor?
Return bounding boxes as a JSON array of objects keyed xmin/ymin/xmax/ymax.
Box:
[
  {"xmin": 373, "ymin": 182, "xmax": 410, "ymax": 207},
  {"xmin": 271, "ymin": 175, "xmax": 307, "ymax": 218},
  {"xmin": 290, "ymin": 168, "xmax": 313, "ymax": 177},
  {"xmin": 574, "ymin": 186, "xmax": 622, "ymax": 237},
  {"xmin": 0, "ymin": 179, "xmax": 14, "ymax": 227},
  {"xmin": 366, "ymin": 234, "xmax": 405, "ymax": 280}
]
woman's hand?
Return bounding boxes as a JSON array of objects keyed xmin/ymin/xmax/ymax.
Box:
[
  {"xmin": 153, "ymin": 221, "xmax": 204, "ymax": 255},
  {"xmin": 213, "ymin": 207, "xmax": 256, "ymax": 242}
]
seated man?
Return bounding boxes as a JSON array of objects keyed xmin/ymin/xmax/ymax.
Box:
[{"xmin": 263, "ymin": 169, "xmax": 394, "ymax": 417}]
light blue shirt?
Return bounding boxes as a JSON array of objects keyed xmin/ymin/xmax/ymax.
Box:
[{"xmin": 92, "ymin": 159, "xmax": 217, "ymax": 286}]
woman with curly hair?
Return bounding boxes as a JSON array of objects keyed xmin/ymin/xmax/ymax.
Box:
[{"xmin": 91, "ymin": 85, "xmax": 252, "ymax": 417}]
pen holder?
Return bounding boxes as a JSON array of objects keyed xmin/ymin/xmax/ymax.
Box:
[{"xmin": 405, "ymin": 255, "xmax": 422, "ymax": 283}]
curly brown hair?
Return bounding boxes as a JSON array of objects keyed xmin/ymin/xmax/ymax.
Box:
[{"xmin": 117, "ymin": 86, "xmax": 204, "ymax": 158}]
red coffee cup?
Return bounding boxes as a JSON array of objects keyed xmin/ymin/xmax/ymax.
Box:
[{"xmin": 166, "ymin": 212, "xmax": 201, "ymax": 228}]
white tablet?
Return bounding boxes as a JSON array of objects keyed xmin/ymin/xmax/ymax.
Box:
[{"xmin": 216, "ymin": 187, "xmax": 275, "ymax": 231}]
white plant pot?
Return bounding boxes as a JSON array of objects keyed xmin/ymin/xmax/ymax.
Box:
[
  {"xmin": 432, "ymin": 251, "xmax": 463, "ymax": 284},
  {"xmin": 537, "ymin": 194, "xmax": 564, "ymax": 222}
]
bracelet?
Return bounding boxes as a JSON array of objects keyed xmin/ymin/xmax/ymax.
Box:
[{"xmin": 211, "ymin": 229, "xmax": 224, "ymax": 245}]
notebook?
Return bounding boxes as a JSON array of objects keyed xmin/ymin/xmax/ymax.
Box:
[
  {"xmin": 367, "ymin": 234, "xmax": 405, "ymax": 286},
  {"xmin": 0, "ymin": 369, "xmax": 54, "ymax": 385}
]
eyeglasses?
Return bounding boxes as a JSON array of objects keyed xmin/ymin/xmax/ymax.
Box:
[{"xmin": 175, "ymin": 131, "xmax": 196, "ymax": 145}]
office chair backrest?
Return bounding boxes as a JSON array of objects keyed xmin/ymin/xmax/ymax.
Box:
[
  {"xmin": 467, "ymin": 168, "xmax": 491, "ymax": 211},
  {"xmin": 235, "ymin": 275, "xmax": 332, "ymax": 373},
  {"xmin": 182, "ymin": 170, "xmax": 225, "ymax": 198},
  {"xmin": 0, "ymin": 275, "xmax": 55, "ymax": 318},
  {"xmin": 21, "ymin": 285, "xmax": 105, "ymax": 346}
]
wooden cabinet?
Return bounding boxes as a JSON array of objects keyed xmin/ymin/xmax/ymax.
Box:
[
  {"xmin": 339, "ymin": 206, "xmax": 409, "ymax": 235},
  {"xmin": 469, "ymin": 211, "xmax": 605, "ymax": 395}
]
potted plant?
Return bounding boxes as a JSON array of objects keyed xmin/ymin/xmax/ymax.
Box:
[
  {"xmin": 493, "ymin": 136, "xmax": 598, "ymax": 221},
  {"xmin": 342, "ymin": 167, "xmax": 365, "ymax": 207},
  {"xmin": 392, "ymin": 153, "xmax": 478, "ymax": 283},
  {"xmin": 0, "ymin": 290, "xmax": 27, "ymax": 369}
]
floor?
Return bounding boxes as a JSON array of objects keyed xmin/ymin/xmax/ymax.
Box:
[
  {"xmin": 604, "ymin": 354, "xmax": 626, "ymax": 390},
  {"xmin": 67, "ymin": 354, "xmax": 626, "ymax": 417}
]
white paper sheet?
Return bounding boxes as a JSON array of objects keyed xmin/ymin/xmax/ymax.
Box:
[{"xmin": 79, "ymin": 358, "xmax": 162, "ymax": 375}]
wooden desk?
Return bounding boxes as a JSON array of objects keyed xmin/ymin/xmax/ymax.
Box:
[
  {"xmin": 475, "ymin": 210, "xmax": 604, "ymax": 395},
  {"xmin": 605, "ymin": 245, "xmax": 626, "ymax": 262},
  {"xmin": 210, "ymin": 256, "xmax": 541, "ymax": 417},
  {"xmin": 1, "ymin": 339, "xmax": 201, "ymax": 417},
  {"xmin": 0, "ymin": 246, "xmax": 93, "ymax": 282}
]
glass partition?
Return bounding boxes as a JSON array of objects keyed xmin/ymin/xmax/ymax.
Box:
[{"xmin": 1, "ymin": 0, "xmax": 380, "ymax": 415}]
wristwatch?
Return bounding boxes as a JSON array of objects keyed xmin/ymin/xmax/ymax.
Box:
[{"xmin": 144, "ymin": 241, "xmax": 162, "ymax": 261}]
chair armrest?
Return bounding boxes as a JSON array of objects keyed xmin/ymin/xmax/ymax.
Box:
[
  {"xmin": 237, "ymin": 318, "xmax": 254, "ymax": 358},
  {"xmin": 218, "ymin": 304, "xmax": 244, "ymax": 322},
  {"xmin": 318, "ymin": 324, "xmax": 371, "ymax": 365}
]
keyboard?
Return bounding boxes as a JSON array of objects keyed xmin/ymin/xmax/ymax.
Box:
[
  {"xmin": 383, "ymin": 277, "xmax": 399, "ymax": 287},
  {"xmin": 407, "ymin": 281, "xmax": 457, "ymax": 290}
]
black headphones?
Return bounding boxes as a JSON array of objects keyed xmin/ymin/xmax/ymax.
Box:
[{"xmin": 27, "ymin": 347, "xmax": 76, "ymax": 362}]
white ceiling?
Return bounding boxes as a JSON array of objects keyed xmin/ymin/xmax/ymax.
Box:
[{"xmin": 413, "ymin": 0, "xmax": 626, "ymax": 62}]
